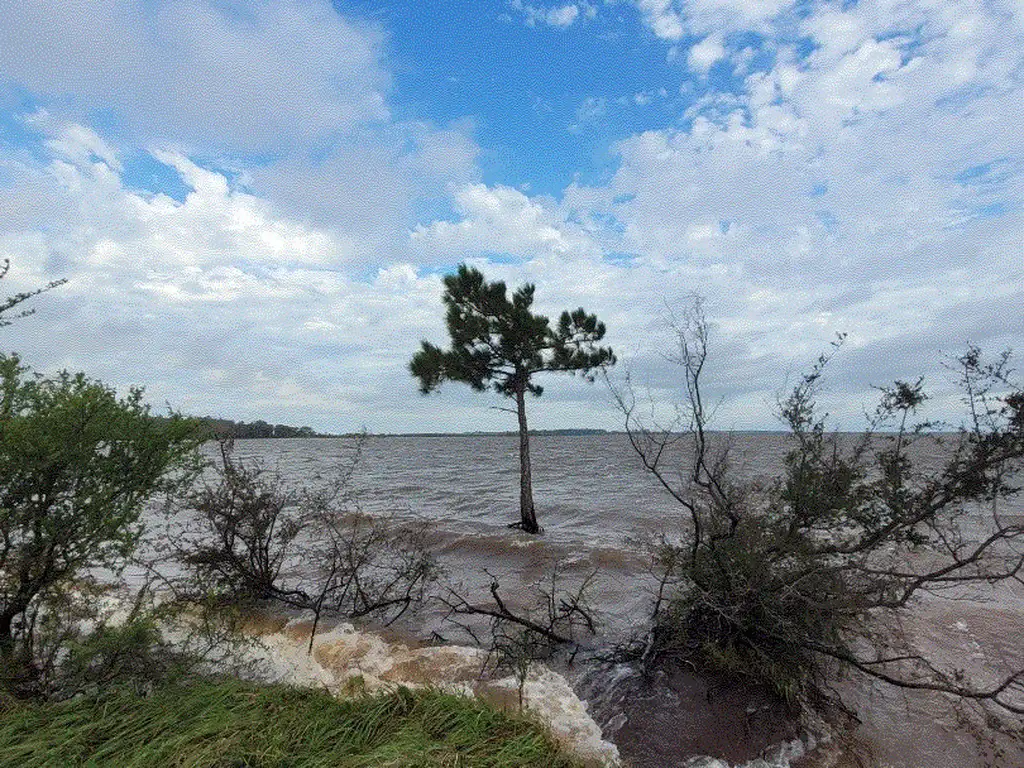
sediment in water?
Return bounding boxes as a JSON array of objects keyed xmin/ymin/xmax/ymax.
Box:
[{"xmin": 149, "ymin": 607, "xmax": 621, "ymax": 768}]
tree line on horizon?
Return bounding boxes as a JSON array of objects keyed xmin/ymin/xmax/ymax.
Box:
[{"xmin": 184, "ymin": 416, "xmax": 324, "ymax": 439}]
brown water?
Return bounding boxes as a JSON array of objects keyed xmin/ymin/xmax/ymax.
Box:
[{"xmin": 180, "ymin": 434, "xmax": 1024, "ymax": 767}]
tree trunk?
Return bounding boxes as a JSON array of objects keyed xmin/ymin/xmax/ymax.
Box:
[
  {"xmin": 515, "ymin": 385, "xmax": 539, "ymax": 534},
  {"xmin": 0, "ymin": 611, "xmax": 16, "ymax": 681},
  {"xmin": 0, "ymin": 612, "xmax": 12, "ymax": 656}
]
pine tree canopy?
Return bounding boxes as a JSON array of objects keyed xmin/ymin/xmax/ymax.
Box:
[{"xmin": 410, "ymin": 264, "xmax": 615, "ymax": 397}]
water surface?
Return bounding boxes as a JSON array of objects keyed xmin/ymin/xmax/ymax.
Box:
[{"xmin": 194, "ymin": 434, "xmax": 1024, "ymax": 767}]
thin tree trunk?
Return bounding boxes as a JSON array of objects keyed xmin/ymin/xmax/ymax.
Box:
[
  {"xmin": 515, "ymin": 385, "xmax": 539, "ymax": 534},
  {"xmin": 0, "ymin": 611, "xmax": 16, "ymax": 675}
]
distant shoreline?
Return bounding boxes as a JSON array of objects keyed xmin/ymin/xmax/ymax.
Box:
[{"xmin": 229, "ymin": 428, "xmax": 959, "ymax": 439}]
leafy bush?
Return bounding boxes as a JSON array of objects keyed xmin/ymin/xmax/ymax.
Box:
[{"xmin": 0, "ymin": 354, "xmax": 204, "ymax": 696}]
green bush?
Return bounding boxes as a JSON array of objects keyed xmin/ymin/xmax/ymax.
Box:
[
  {"xmin": 619, "ymin": 307, "xmax": 1024, "ymax": 718},
  {"xmin": 0, "ymin": 354, "xmax": 205, "ymax": 696}
]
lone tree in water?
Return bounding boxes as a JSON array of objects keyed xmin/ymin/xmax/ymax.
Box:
[{"xmin": 411, "ymin": 264, "xmax": 615, "ymax": 534}]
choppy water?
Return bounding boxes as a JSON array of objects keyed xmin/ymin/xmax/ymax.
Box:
[{"xmin": 192, "ymin": 434, "xmax": 1024, "ymax": 767}]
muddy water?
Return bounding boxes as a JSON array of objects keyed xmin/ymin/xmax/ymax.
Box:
[{"xmin": 186, "ymin": 434, "xmax": 1024, "ymax": 768}]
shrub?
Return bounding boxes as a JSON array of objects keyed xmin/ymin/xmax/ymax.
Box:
[
  {"xmin": 0, "ymin": 354, "xmax": 204, "ymax": 696},
  {"xmin": 169, "ymin": 439, "xmax": 438, "ymax": 646},
  {"xmin": 616, "ymin": 305, "xmax": 1024, "ymax": 718}
]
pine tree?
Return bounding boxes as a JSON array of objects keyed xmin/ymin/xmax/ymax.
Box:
[{"xmin": 411, "ymin": 264, "xmax": 614, "ymax": 533}]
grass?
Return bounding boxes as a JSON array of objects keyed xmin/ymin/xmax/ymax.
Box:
[{"xmin": 0, "ymin": 679, "xmax": 581, "ymax": 767}]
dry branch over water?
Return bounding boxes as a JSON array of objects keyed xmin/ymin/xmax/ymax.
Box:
[{"xmin": 611, "ymin": 302, "xmax": 1024, "ymax": 733}]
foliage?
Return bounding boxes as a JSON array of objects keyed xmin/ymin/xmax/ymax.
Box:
[
  {"xmin": 616, "ymin": 305, "xmax": 1024, "ymax": 718},
  {"xmin": 0, "ymin": 258, "xmax": 66, "ymax": 329},
  {"xmin": 198, "ymin": 416, "xmax": 320, "ymax": 439},
  {"xmin": 0, "ymin": 354, "xmax": 205, "ymax": 696},
  {"xmin": 411, "ymin": 264, "xmax": 615, "ymax": 533},
  {"xmin": 47, "ymin": 607, "xmax": 202, "ymax": 701},
  {"xmin": 0, "ymin": 678, "xmax": 581, "ymax": 767},
  {"xmin": 169, "ymin": 438, "xmax": 437, "ymax": 647}
]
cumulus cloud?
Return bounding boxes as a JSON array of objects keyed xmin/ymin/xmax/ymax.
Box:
[
  {"xmin": 412, "ymin": 0, "xmax": 1024, "ymax": 427},
  {"xmin": 509, "ymin": 1, "xmax": 584, "ymax": 28},
  {"xmin": 0, "ymin": 0, "xmax": 389, "ymax": 153},
  {"xmin": 0, "ymin": 0, "xmax": 485, "ymax": 273},
  {"xmin": 688, "ymin": 34, "xmax": 726, "ymax": 73},
  {"xmin": 410, "ymin": 183, "xmax": 601, "ymax": 261},
  {"xmin": 0, "ymin": 118, "xmax": 455, "ymax": 431},
  {"xmin": 552, "ymin": 0, "xmax": 1024, "ymax": 424},
  {"xmin": 636, "ymin": 0, "xmax": 685, "ymax": 41},
  {"xmin": 635, "ymin": 0, "xmax": 789, "ymax": 41},
  {"xmin": 2, "ymin": 0, "xmax": 1021, "ymax": 433},
  {"xmin": 244, "ymin": 119, "xmax": 481, "ymax": 264}
]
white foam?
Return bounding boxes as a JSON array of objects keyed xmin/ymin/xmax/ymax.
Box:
[
  {"xmin": 148, "ymin": 607, "xmax": 621, "ymax": 767},
  {"xmin": 232, "ymin": 617, "xmax": 621, "ymax": 767}
]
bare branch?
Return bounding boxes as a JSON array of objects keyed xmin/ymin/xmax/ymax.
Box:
[{"xmin": 609, "ymin": 298, "xmax": 1024, "ymax": 723}]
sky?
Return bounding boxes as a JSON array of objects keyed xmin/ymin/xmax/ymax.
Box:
[{"xmin": 0, "ymin": 0, "xmax": 1021, "ymax": 433}]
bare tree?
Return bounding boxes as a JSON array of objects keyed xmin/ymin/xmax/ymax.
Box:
[
  {"xmin": 0, "ymin": 259, "xmax": 66, "ymax": 328},
  {"xmin": 435, "ymin": 567, "xmax": 597, "ymax": 710},
  {"xmin": 166, "ymin": 438, "xmax": 438, "ymax": 651},
  {"xmin": 433, "ymin": 565, "xmax": 597, "ymax": 709},
  {"xmin": 437, "ymin": 566, "xmax": 597, "ymax": 650},
  {"xmin": 612, "ymin": 302, "xmax": 1024, "ymax": 719}
]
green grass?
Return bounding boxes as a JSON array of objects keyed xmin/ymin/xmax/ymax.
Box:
[{"xmin": 0, "ymin": 679, "xmax": 581, "ymax": 767}]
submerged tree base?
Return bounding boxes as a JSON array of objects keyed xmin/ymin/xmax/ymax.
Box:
[{"xmin": 508, "ymin": 519, "xmax": 543, "ymax": 534}]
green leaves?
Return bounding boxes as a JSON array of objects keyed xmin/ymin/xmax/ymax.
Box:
[
  {"xmin": 0, "ymin": 354, "xmax": 205, "ymax": 684},
  {"xmin": 411, "ymin": 263, "xmax": 615, "ymax": 532},
  {"xmin": 550, "ymin": 308, "xmax": 615, "ymax": 379},
  {"xmin": 410, "ymin": 264, "xmax": 615, "ymax": 398},
  {"xmin": 409, "ymin": 342, "xmax": 449, "ymax": 394}
]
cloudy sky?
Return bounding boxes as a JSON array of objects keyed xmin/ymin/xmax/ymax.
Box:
[{"xmin": 0, "ymin": 0, "xmax": 1021, "ymax": 433}]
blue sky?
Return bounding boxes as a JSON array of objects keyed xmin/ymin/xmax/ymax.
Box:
[
  {"xmin": 345, "ymin": 0, "xmax": 692, "ymax": 195},
  {"xmin": 0, "ymin": 0, "xmax": 1021, "ymax": 432}
]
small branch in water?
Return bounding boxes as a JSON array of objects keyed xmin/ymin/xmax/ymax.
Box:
[{"xmin": 436, "ymin": 567, "xmax": 598, "ymax": 649}]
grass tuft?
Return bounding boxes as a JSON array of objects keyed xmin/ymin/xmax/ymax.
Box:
[{"xmin": 0, "ymin": 679, "xmax": 580, "ymax": 767}]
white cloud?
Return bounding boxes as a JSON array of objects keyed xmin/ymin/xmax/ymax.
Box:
[
  {"xmin": 636, "ymin": 0, "xmax": 685, "ymax": 41},
  {"xmin": 244, "ymin": 119, "xmax": 481, "ymax": 264},
  {"xmin": 509, "ymin": 1, "xmax": 583, "ymax": 28},
  {"xmin": 550, "ymin": 0, "xmax": 1024, "ymax": 423},
  {"xmin": 2, "ymin": 0, "xmax": 1023, "ymax": 433},
  {"xmin": 0, "ymin": 0, "xmax": 388, "ymax": 153},
  {"xmin": 688, "ymin": 34, "xmax": 726, "ymax": 73},
  {"xmin": 635, "ymin": 0, "xmax": 790, "ymax": 41},
  {"xmin": 0, "ymin": 119, "xmax": 457, "ymax": 430},
  {"xmin": 547, "ymin": 4, "xmax": 581, "ymax": 26},
  {"xmin": 411, "ymin": 183, "xmax": 601, "ymax": 261},
  {"xmin": 5, "ymin": 91, "xmax": 1021, "ymax": 432},
  {"xmin": 0, "ymin": 1, "xmax": 481, "ymax": 269},
  {"xmin": 569, "ymin": 96, "xmax": 609, "ymax": 131}
]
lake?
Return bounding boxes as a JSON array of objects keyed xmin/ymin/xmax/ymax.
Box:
[{"xmin": 180, "ymin": 433, "xmax": 1024, "ymax": 768}]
